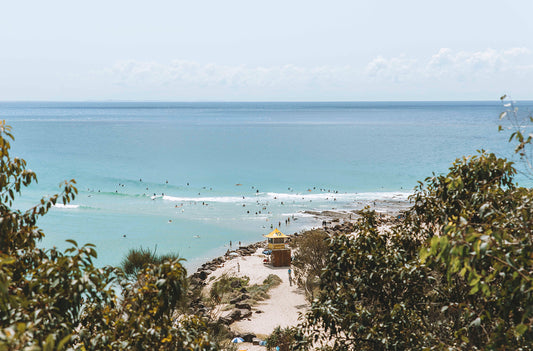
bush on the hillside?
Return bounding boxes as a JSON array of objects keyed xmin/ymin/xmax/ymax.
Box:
[
  {"xmin": 297, "ymin": 151, "xmax": 532, "ymax": 350},
  {"xmin": 209, "ymin": 274, "xmax": 250, "ymax": 304},
  {"xmin": 0, "ymin": 121, "xmax": 217, "ymax": 350},
  {"xmin": 209, "ymin": 273, "xmax": 282, "ymax": 307},
  {"xmin": 290, "ymin": 229, "xmax": 329, "ymax": 301}
]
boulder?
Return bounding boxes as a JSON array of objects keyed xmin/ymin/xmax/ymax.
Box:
[
  {"xmin": 235, "ymin": 303, "xmax": 251, "ymax": 310},
  {"xmin": 242, "ymin": 333, "xmax": 256, "ymax": 342},
  {"xmin": 229, "ymin": 309, "xmax": 242, "ymax": 321},
  {"xmin": 229, "ymin": 296, "xmax": 242, "ymax": 305},
  {"xmin": 229, "ymin": 293, "xmax": 250, "ymax": 305}
]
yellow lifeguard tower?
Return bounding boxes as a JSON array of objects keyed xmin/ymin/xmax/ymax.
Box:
[
  {"xmin": 263, "ymin": 228, "xmax": 291, "ymax": 267},
  {"xmin": 264, "ymin": 228, "xmax": 289, "ymax": 250}
]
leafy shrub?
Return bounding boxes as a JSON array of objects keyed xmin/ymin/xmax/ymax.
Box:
[
  {"xmin": 290, "ymin": 229, "xmax": 329, "ymax": 301},
  {"xmin": 266, "ymin": 326, "xmax": 298, "ymax": 351},
  {"xmin": 209, "ymin": 274, "xmax": 250, "ymax": 304},
  {"xmin": 0, "ymin": 122, "xmax": 217, "ymax": 350},
  {"xmin": 120, "ymin": 246, "xmax": 183, "ymax": 279},
  {"xmin": 297, "ymin": 152, "xmax": 532, "ymax": 350}
]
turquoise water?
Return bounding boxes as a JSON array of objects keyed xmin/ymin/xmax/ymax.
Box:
[{"xmin": 1, "ymin": 101, "xmax": 530, "ymax": 269}]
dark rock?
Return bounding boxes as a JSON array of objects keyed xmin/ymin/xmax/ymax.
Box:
[
  {"xmin": 242, "ymin": 333, "xmax": 256, "ymax": 342},
  {"xmin": 240, "ymin": 287, "xmax": 248, "ymax": 293},
  {"xmin": 230, "ymin": 293, "xmax": 251, "ymax": 304},
  {"xmin": 198, "ymin": 270, "xmax": 208, "ymax": 280},
  {"xmin": 230, "ymin": 280, "xmax": 241, "ymax": 288},
  {"xmin": 235, "ymin": 303, "xmax": 251, "ymax": 310},
  {"xmin": 229, "ymin": 296, "xmax": 242, "ymax": 305},
  {"xmin": 231, "ymin": 309, "xmax": 243, "ymax": 320}
]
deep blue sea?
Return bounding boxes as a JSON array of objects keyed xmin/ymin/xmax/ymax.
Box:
[{"xmin": 1, "ymin": 101, "xmax": 530, "ymax": 270}]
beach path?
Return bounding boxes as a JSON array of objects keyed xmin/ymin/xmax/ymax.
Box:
[{"xmin": 205, "ymin": 248, "xmax": 309, "ymax": 339}]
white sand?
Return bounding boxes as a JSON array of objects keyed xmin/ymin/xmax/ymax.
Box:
[{"xmin": 204, "ymin": 248, "xmax": 309, "ymax": 349}]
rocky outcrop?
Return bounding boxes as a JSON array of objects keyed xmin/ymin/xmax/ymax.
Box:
[
  {"xmin": 217, "ymin": 306, "xmax": 253, "ymax": 325},
  {"xmin": 188, "ymin": 242, "xmax": 267, "ymax": 290},
  {"xmin": 229, "ymin": 293, "xmax": 250, "ymax": 304}
]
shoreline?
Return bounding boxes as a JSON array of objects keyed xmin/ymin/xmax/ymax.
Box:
[{"xmin": 186, "ymin": 197, "xmax": 411, "ymax": 273}]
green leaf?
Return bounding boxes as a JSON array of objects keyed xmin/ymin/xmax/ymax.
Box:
[
  {"xmin": 57, "ymin": 334, "xmax": 72, "ymax": 351},
  {"xmin": 516, "ymin": 324, "xmax": 528, "ymax": 336},
  {"xmin": 469, "ymin": 275, "xmax": 481, "ymax": 286},
  {"xmin": 469, "ymin": 285, "xmax": 479, "ymax": 295},
  {"xmin": 65, "ymin": 239, "xmax": 78, "ymax": 247},
  {"xmin": 43, "ymin": 334, "xmax": 55, "ymax": 351}
]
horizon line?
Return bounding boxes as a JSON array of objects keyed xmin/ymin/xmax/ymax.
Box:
[{"xmin": 0, "ymin": 99, "xmax": 527, "ymax": 103}]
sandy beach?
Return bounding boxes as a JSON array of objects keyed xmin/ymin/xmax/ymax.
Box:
[{"xmin": 203, "ymin": 247, "xmax": 309, "ymax": 350}]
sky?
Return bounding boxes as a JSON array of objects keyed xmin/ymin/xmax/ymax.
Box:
[{"xmin": 1, "ymin": 0, "xmax": 532, "ymax": 101}]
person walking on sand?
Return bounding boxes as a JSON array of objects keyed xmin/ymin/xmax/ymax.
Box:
[{"xmin": 288, "ymin": 268, "xmax": 292, "ymax": 286}]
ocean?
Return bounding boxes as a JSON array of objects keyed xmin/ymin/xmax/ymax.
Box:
[{"xmin": 1, "ymin": 101, "xmax": 530, "ymax": 270}]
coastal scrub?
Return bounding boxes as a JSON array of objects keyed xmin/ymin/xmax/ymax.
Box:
[
  {"xmin": 296, "ymin": 152, "xmax": 532, "ymax": 350},
  {"xmin": 0, "ymin": 121, "xmax": 217, "ymax": 350}
]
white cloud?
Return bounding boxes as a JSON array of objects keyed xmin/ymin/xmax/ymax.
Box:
[
  {"xmin": 366, "ymin": 47, "xmax": 533, "ymax": 82},
  {"xmin": 504, "ymin": 47, "xmax": 531, "ymax": 56},
  {"xmin": 100, "ymin": 60, "xmax": 358, "ymax": 90},
  {"xmin": 365, "ymin": 55, "xmax": 419, "ymax": 82},
  {"xmin": 83, "ymin": 47, "xmax": 532, "ymax": 100}
]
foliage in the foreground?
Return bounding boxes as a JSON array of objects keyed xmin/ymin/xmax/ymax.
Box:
[
  {"xmin": 120, "ymin": 246, "xmax": 183, "ymax": 279},
  {"xmin": 0, "ymin": 121, "xmax": 217, "ymax": 350},
  {"xmin": 296, "ymin": 152, "xmax": 532, "ymax": 350}
]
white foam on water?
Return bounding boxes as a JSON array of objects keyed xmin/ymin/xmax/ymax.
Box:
[
  {"xmin": 281, "ymin": 212, "xmax": 315, "ymax": 218},
  {"xmin": 162, "ymin": 195, "xmax": 256, "ymax": 203},
  {"xmin": 53, "ymin": 204, "xmax": 80, "ymax": 209},
  {"xmin": 352, "ymin": 192, "xmax": 412, "ymax": 201},
  {"xmin": 266, "ymin": 191, "xmax": 412, "ymax": 202},
  {"xmin": 158, "ymin": 191, "xmax": 412, "ymax": 204}
]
